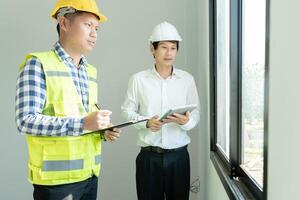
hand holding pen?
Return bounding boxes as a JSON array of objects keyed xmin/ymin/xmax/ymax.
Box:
[
  {"xmin": 83, "ymin": 103, "xmax": 112, "ymax": 131},
  {"xmin": 94, "ymin": 103, "xmax": 101, "ymax": 110},
  {"xmin": 83, "ymin": 103, "xmax": 121, "ymax": 142}
]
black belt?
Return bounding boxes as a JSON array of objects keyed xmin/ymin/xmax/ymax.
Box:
[{"xmin": 141, "ymin": 145, "xmax": 187, "ymax": 154}]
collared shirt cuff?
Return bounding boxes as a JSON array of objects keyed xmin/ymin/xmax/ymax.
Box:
[
  {"xmin": 100, "ymin": 132, "xmax": 107, "ymax": 141},
  {"xmin": 134, "ymin": 120, "xmax": 148, "ymax": 130},
  {"xmin": 68, "ymin": 117, "xmax": 84, "ymax": 136},
  {"xmin": 179, "ymin": 118, "xmax": 193, "ymax": 131}
]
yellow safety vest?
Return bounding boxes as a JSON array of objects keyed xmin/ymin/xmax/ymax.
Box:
[{"xmin": 19, "ymin": 51, "xmax": 102, "ymax": 185}]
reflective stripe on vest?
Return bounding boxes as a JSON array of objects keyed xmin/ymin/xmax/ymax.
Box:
[
  {"xmin": 46, "ymin": 71, "xmax": 97, "ymax": 83},
  {"xmin": 42, "ymin": 159, "xmax": 84, "ymax": 172},
  {"xmin": 42, "ymin": 154, "xmax": 101, "ymax": 172},
  {"xmin": 95, "ymin": 154, "xmax": 101, "ymax": 165}
]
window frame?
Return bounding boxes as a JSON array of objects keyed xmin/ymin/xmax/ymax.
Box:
[{"xmin": 209, "ymin": 0, "xmax": 270, "ymax": 199}]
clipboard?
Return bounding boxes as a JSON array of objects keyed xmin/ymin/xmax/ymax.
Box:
[
  {"xmin": 159, "ymin": 104, "xmax": 197, "ymax": 121},
  {"xmin": 99, "ymin": 118, "xmax": 149, "ymax": 131}
]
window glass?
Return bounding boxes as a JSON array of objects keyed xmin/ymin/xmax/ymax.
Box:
[
  {"xmin": 216, "ymin": 0, "xmax": 230, "ymax": 158},
  {"xmin": 240, "ymin": 0, "xmax": 266, "ymax": 188}
]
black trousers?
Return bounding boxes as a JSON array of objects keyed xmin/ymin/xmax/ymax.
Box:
[
  {"xmin": 136, "ymin": 147, "xmax": 190, "ymax": 200},
  {"xmin": 33, "ymin": 175, "xmax": 98, "ymax": 200}
]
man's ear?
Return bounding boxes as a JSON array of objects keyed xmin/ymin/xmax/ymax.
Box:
[
  {"xmin": 150, "ymin": 44, "xmax": 155, "ymax": 55},
  {"xmin": 57, "ymin": 16, "xmax": 70, "ymax": 33}
]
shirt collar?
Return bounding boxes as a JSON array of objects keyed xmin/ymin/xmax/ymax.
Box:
[
  {"xmin": 150, "ymin": 65, "xmax": 182, "ymax": 79},
  {"xmin": 172, "ymin": 67, "xmax": 182, "ymax": 78},
  {"xmin": 53, "ymin": 42, "xmax": 88, "ymax": 67}
]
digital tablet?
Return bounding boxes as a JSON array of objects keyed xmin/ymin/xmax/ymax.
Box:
[
  {"xmin": 99, "ymin": 118, "xmax": 149, "ymax": 132},
  {"xmin": 160, "ymin": 104, "xmax": 198, "ymax": 121}
]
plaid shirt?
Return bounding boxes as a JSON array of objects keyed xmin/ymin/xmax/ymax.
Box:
[{"xmin": 15, "ymin": 42, "xmax": 92, "ymax": 136}]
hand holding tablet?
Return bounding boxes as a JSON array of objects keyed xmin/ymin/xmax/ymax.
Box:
[{"xmin": 159, "ymin": 104, "xmax": 197, "ymax": 121}]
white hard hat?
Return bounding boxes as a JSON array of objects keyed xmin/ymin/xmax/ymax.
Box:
[{"xmin": 149, "ymin": 21, "xmax": 182, "ymax": 43}]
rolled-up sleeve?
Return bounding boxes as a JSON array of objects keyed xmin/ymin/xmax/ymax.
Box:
[
  {"xmin": 179, "ymin": 76, "xmax": 200, "ymax": 131},
  {"xmin": 15, "ymin": 57, "xmax": 84, "ymax": 136}
]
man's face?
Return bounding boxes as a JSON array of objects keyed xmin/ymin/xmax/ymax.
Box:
[
  {"xmin": 152, "ymin": 41, "xmax": 178, "ymax": 67},
  {"xmin": 64, "ymin": 12, "xmax": 99, "ymax": 54}
]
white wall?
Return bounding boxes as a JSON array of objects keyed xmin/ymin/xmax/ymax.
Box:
[
  {"xmin": 0, "ymin": 0, "xmax": 208, "ymax": 199},
  {"xmin": 207, "ymin": 162, "xmax": 229, "ymax": 200},
  {"xmin": 184, "ymin": 0, "xmax": 208, "ymax": 199},
  {"xmin": 267, "ymin": 0, "xmax": 300, "ymax": 199}
]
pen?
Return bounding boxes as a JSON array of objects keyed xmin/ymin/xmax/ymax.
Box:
[{"xmin": 94, "ymin": 103, "xmax": 101, "ymax": 110}]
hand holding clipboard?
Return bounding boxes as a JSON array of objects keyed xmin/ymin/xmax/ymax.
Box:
[
  {"xmin": 99, "ymin": 118, "xmax": 149, "ymax": 131},
  {"xmin": 94, "ymin": 103, "xmax": 148, "ymax": 132}
]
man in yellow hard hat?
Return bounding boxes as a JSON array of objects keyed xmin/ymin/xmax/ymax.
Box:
[
  {"xmin": 15, "ymin": 0, "xmax": 120, "ymax": 199},
  {"xmin": 122, "ymin": 22, "xmax": 200, "ymax": 200}
]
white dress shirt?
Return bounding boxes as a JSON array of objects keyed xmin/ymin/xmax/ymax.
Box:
[{"xmin": 121, "ymin": 66, "xmax": 200, "ymax": 149}]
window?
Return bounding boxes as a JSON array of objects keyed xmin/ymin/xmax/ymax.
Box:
[
  {"xmin": 216, "ymin": 0, "xmax": 230, "ymax": 158},
  {"xmin": 240, "ymin": 0, "xmax": 266, "ymax": 188},
  {"xmin": 210, "ymin": 0, "xmax": 269, "ymax": 199}
]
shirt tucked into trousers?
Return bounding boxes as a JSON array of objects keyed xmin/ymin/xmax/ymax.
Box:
[{"xmin": 122, "ymin": 66, "xmax": 200, "ymax": 200}]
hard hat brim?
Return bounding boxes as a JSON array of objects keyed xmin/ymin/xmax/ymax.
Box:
[
  {"xmin": 51, "ymin": 10, "xmax": 107, "ymax": 22},
  {"xmin": 149, "ymin": 22, "xmax": 182, "ymax": 43}
]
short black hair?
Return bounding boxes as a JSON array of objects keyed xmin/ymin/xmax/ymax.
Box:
[
  {"xmin": 56, "ymin": 24, "xmax": 60, "ymax": 36},
  {"xmin": 56, "ymin": 11, "xmax": 85, "ymax": 36},
  {"xmin": 152, "ymin": 41, "xmax": 179, "ymax": 50}
]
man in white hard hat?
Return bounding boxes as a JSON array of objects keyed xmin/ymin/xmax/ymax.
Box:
[
  {"xmin": 122, "ymin": 22, "xmax": 200, "ymax": 200},
  {"xmin": 15, "ymin": 0, "xmax": 120, "ymax": 199}
]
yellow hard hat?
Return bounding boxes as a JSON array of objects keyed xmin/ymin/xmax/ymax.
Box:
[{"xmin": 50, "ymin": 0, "xmax": 107, "ymax": 22}]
